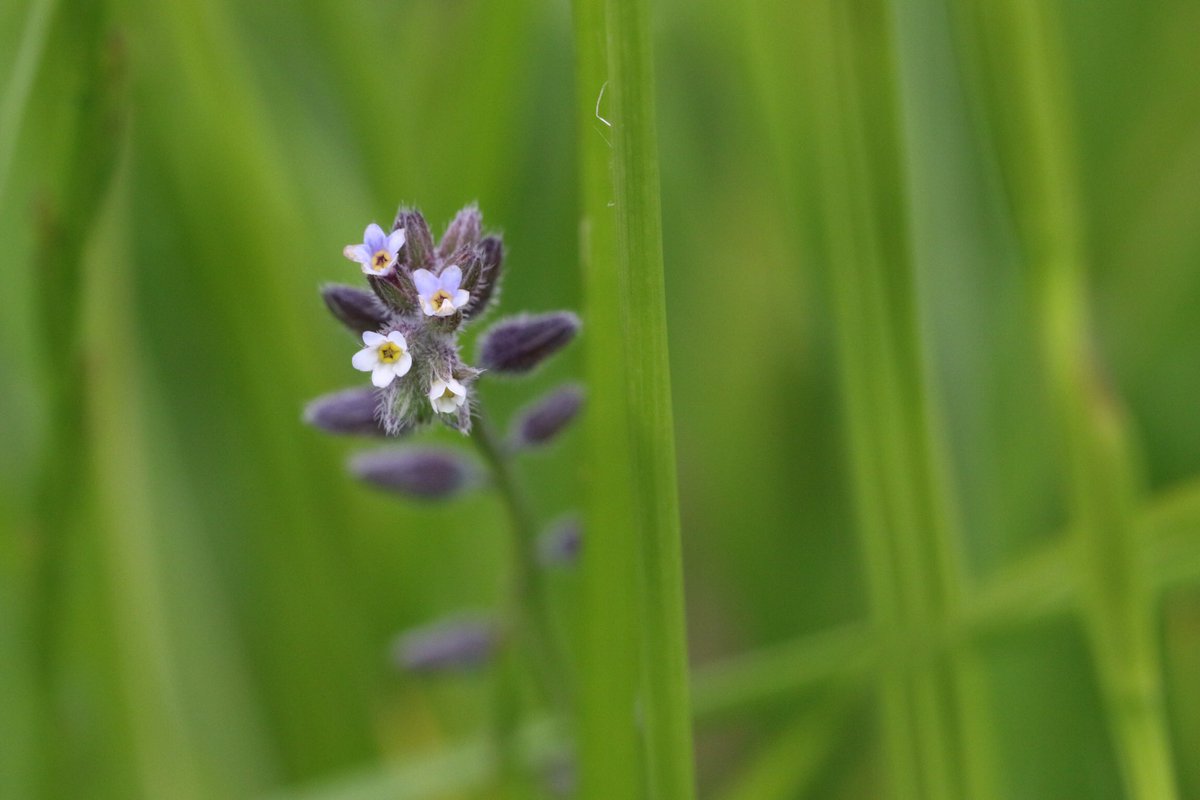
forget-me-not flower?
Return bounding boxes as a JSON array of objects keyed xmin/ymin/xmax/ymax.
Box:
[
  {"xmin": 413, "ymin": 265, "xmax": 470, "ymax": 317},
  {"xmin": 344, "ymin": 223, "xmax": 406, "ymax": 276},
  {"xmin": 428, "ymin": 376, "xmax": 467, "ymax": 414},
  {"xmin": 353, "ymin": 330, "xmax": 413, "ymax": 388}
]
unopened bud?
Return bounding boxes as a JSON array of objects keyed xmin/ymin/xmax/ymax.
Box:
[
  {"xmin": 462, "ymin": 235, "xmax": 503, "ymax": 318},
  {"xmin": 303, "ymin": 388, "xmax": 388, "ymax": 436},
  {"xmin": 392, "ymin": 615, "xmax": 499, "ymax": 673},
  {"xmin": 477, "ymin": 312, "xmax": 580, "ymax": 374},
  {"xmin": 438, "ymin": 204, "xmax": 482, "ymax": 258},
  {"xmin": 348, "ymin": 447, "xmax": 477, "ymax": 499},
  {"xmin": 393, "ymin": 208, "xmax": 435, "ymax": 270},
  {"xmin": 538, "ymin": 517, "xmax": 583, "ymax": 567},
  {"xmin": 511, "ymin": 384, "xmax": 585, "ymax": 449},
  {"xmin": 321, "ymin": 284, "xmax": 389, "ymax": 335}
]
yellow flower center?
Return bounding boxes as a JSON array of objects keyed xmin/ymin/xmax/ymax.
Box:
[
  {"xmin": 371, "ymin": 250, "xmax": 391, "ymax": 271},
  {"xmin": 430, "ymin": 289, "xmax": 453, "ymax": 311},
  {"xmin": 378, "ymin": 342, "xmax": 404, "ymax": 363}
]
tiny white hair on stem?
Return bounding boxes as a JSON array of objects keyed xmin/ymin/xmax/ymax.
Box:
[
  {"xmin": 595, "ymin": 81, "xmax": 612, "ymax": 128},
  {"xmin": 594, "ymin": 81, "xmax": 613, "ymax": 148}
]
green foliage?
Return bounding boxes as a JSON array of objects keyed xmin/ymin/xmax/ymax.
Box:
[{"xmin": 2, "ymin": 0, "xmax": 1199, "ymax": 797}]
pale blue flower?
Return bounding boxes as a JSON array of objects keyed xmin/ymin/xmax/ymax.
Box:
[
  {"xmin": 413, "ymin": 265, "xmax": 470, "ymax": 317},
  {"xmin": 344, "ymin": 223, "xmax": 406, "ymax": 276}
]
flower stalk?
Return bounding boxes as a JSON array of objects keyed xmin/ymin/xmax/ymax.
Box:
[
  {"xmin": 471, "ymin": 415, "xmax": 572, "ymax": 713},
  {"xmin": 306, "ymin": 202, "xmax": 582, "ymax": 791}
]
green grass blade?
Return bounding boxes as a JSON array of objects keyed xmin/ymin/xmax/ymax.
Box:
[
  {"xmin": 572, "ymin": 0, "xmax": 695, "ymax": 795},
  {"xmin": 952, "ymin": 1, "xmax": 1180, "ymax": 795},
  {"xmin": 714, "ymin": 695, "xmax": 859, "ymax": 800},
  {"xmin": 604, "ymin": 0, "xmax": 696, "ymax": 795},
  {"xmin": 571, "ymin": 0, "xmax": 642, "ymax": 797},
  {"xmin": 0, "ymin": 0, "xmax": 56, "ymax": 207}
]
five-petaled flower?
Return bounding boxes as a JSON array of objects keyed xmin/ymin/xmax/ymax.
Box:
[
  {"xmin": 413, "ymin": 266, "xmax": 470, "ymax": 317},
  {"xmin": 429, "ymin": 377, "xmax": 467, "ymax": 414},
  {"xmin": 353, "ymin": 331, "xmax": 413, "ymax": 388},
  {"xmin": 344, "ymin": 223, "xmax": 406, "ymax": 276}
]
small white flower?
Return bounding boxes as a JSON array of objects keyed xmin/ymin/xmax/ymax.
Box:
[
  {"xmin": 352, "ymin": 331, "xmax": 413, "ymax": 388},
  {"xmin": 413, "ymin": 265, "xmax": 470, "ymax": 317},
  {"xmin": 344, "ymin": 223, "xmax": 406, "ymax": 276},
  {"xmin": 428, "ymin": 377, "xmax": 467, "ymax": 414}
]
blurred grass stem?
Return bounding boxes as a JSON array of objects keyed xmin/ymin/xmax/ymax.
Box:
[{"xmin": 963, "ymin": 0, "xmax": 1181, "ymax": 795}]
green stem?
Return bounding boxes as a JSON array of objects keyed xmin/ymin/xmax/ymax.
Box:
[
  {"xmin": 471, "ymin": 417, "xmax": 570, "ymax": 716},
  {"xmin": 954, "ymin": 0, "xmax": 1179, "ymax": 796}
]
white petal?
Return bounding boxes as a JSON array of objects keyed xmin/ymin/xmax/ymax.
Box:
[
  {"xmin": 362, "ymin": 261, "xmax": 393, "ymax": 277},
  {"xmin": 439, "ymin": 264, "xmax": 463, "ymax": 292},
  {"xmin": 371, "ymin": 365, "xmax": 396, "ymax": 387},
  {"xmin": 393, "ymin": 352, "xmax": 413, "ymax": 377},
  {"xmin": 385, "ymin": 331, "xmax": 407, "ymax": 348},
  {"xmin": 343, "ymin": 244, "xmax": 370, "ymax": 263},
  {"xmin": 448, "ymin": 377, "xmax": 466, "ymax": 395},
  {"xmin": 352, "ymin": 347, "xmax": 379, "ymax": 371},
  {"xmin": 387, "ymin": 228, "xmax": 407, "ymax": 254},
  {"xmin": 412, "ymin": 269, "xmax": 439, "ymax": 297},
  {"xmin": 428, "ymin": 379, "xmax": 447, "ymax": 398},
  {"xmin": 452, "ymin": 289, "xmax": 470, "ymax": 308},
  {"xmin": 362, "ymin": 331, "xmax": 385, "ymax": 346},
  {"xmin": 418, "ymin": 297, "xmax": 436, "ymax": 316}
]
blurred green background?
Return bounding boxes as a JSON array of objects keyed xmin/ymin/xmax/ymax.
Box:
[{"xmin": 2, "ymin": 0, "xmax": 1200, "ymax": 798}]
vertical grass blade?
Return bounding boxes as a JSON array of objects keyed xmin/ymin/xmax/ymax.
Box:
[
  {"xmin": 953, "ymin": 0, "xmax": 1180, "ymax": 796},
  {"xmin": 573, "ymin": 0, "xmax": 696, "ymax": 796},
  {"xmin": 797, "ymin": 1, "xmax": 986, "ymax": 796},
  {"xmin": 0, "ymin": 0, "xmax": 56, "ymax": 206}
]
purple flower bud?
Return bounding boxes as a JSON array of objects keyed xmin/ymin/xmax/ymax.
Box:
[
  {"xmin": 321, "ymin": 284, "xmax": 389, "ymax": 335},
  {"xmin": 348, "ymin": 447, "xmax": 477, "ymax": 499},
  {"xmin": 542, "ymin": 753, "xmax": 577, "ymax": 797},
  {"xmin": 393, "ymin": 208, "xmax": 435, "ymax": 270},
  {"xmin": 511, "ymin": 384, "xmax": 585, "ymax": 449},
  {"xmin": 303, "ymin": 387, "xmax": 391, "ymax": 437},
  {"xmin": 477, "ymin": 312, "xmax": 580, "ymax": 375},
  {"xmin": 538, "ymin": 517, "xmax": 583, "ymax": 567},
  {"xmin": 438, "ymin": 204, "xmax": 482, "ymax": 258},
  {"xmin": 392, "ymin": 615, "xmax": 499, "ymax": 673},
  {"xmin": 367, "ymin": 271, "xmax": 418, "ymax": 315},
  {"xmin": 461, "ymin": 235, "xmax": 503, "ymax": 319}
]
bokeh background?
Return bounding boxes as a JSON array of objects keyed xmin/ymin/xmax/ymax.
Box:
[{"xmin": 2, "ymin": 0, "xmax": 1200, "ymax": 798}]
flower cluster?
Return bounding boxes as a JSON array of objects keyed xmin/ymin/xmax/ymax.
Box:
[
  {"xmin": 304, "ymin": 204, "xmax": 585, "ymax": 700},
  {"xmin": 309, "ymin": 204, "xmax": 583, "ymax": 436},
  {"xmin": 307, "ymin": 203, "xmax": 582, "ymax": 441}
]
